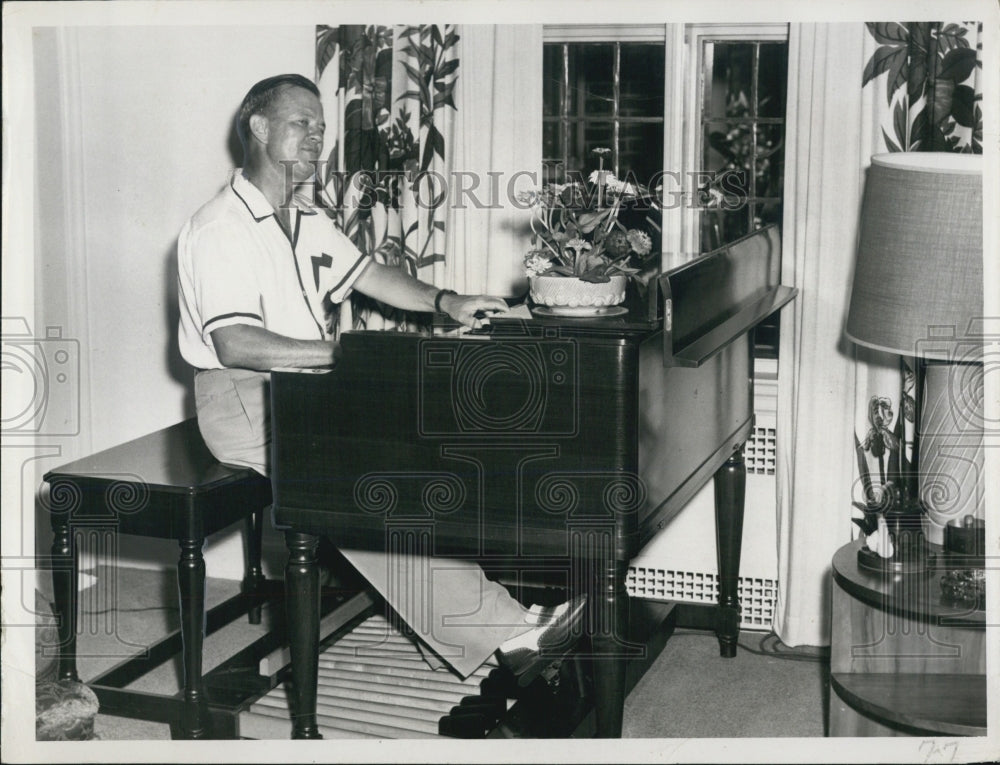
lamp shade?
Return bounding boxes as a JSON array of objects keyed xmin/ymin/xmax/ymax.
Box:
[{"xmin": 846, "ymin": 153, "xmax": 983, "ymax": 361}]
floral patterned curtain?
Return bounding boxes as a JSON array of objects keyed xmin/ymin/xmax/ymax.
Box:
[
  {"xmin": 314, "ymin": 24, "xmax": 460, "ymax": 333},
  {"xmin": 864, "ymin": 22, "xmax": 983, "ymax": 154},
  {"xmin": 853, "ymin": 21, "xmax": 983, "ymax": 522}
]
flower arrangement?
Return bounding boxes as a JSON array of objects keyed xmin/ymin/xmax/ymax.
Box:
[{"xmin": 519, "ymin": 149, "xmax": 655, "ymax": 283}]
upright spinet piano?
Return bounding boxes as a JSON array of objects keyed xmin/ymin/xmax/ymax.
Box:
[{"xmin": 270, "ymin": 225, "xmax": 795, "ymax": 738}]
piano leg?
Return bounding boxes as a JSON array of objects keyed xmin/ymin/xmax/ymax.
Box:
[
  {"xmin": 589, "ymin": 555, "xmax": 630, "ymax": 737},
  {"xmin": 714, "ymin": 447, "xmax": 747, "ymax": 658},
  {"xmin": 285, "ymin": 531, "xmax": 322, "ymax": 739}
]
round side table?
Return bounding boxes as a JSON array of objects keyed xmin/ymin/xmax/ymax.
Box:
[{"xmin": 828, "ymin": 540, "xmax": 986, "ymax": 737}]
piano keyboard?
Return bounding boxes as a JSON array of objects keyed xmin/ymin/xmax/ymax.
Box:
[{"xmin": 240, "ymin": 614, "xmax": 506, "ymax": 739}]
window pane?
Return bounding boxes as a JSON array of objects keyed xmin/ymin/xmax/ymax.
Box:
[
  {"xmin": 543, "ymin": 40, "xmax": 665, "ymax": 186},
  {"xmin": 701, "ymin": 208, "xmax": 750, "ymax": 252},
  {"xmin": 580, "ymin": 121, "xmax": 615, "ymax": 168},
  {"xmin": 576, "ymin": 44, "xmax": 615, "ymax": 116},
  {"xmin": 543, "ymin": 45, "xmax": 564, "ymax": 117},
  {"xmin": 704, "ymin": 120, "xmax": 754, "ymax": 185},
  {"xmin": 620, "ymin": 44, "xmax": 665, "ymax": 118},
  {"xmin": 758, "ymin": 44, "xmax": 789, "ymax": 118},
  {"xmin": 619, "ymin": 121, "xmax": 663, "ymax": 186},
  {"xmin": 705, "ymin": 42, "xmax": 753, "ymax": 119},
  {"xmin": 756, "ymin": 199, "xmax": 783, "ymax": 230},
  {"xmin": 543, "ymin": 121, "xmax": 562, "ymax": 164},
  {"xmin": 755, "ymin": 124, "xmax": 784, "ymax": 198}
]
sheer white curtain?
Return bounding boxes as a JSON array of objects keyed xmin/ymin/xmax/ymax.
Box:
[
  {"xmin": 775, "ymin": 24, "xmax": 892, "ymax": 647},
  {"xmin": 445, "ymin": 26, "xmax": 543, "ymax": 297}
]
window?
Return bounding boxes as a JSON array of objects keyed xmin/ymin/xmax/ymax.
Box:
[
  {"xmin": 543, "ymin": 41, "xmax": 665, "ymax": 186},
  {"xmin": 698, "ymin": 40, "xmax": 789, "ymax": 254},
  {"xmin": 541, "ymin": 24, "xmax": 789, "ymax": 358},
  {"xmin": 687, "ymin": 27, "xmax": 789, "ymax": 359}
]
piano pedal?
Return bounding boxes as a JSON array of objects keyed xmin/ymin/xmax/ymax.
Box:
[
  {"xmin": 438, "ymin": 695, "xmax": 507, "ymax": 738},
  {"xmin": 540, "ymin": 662, "xmax": 561, "ymax": 689}
]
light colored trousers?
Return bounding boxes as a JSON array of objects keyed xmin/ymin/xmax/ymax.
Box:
[{"xmin": 194, "ymin": 367, "xmax": 526, "ymax": 676}]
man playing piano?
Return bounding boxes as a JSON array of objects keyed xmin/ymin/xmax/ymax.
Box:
[{"xmin": 176, "ymin": 74, "xmax": 584, "ymax": 684}]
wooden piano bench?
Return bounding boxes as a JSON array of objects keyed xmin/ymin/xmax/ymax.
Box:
[{"xmin": 42, "ymin": 418, "xmax": 274, "ymax": 739}]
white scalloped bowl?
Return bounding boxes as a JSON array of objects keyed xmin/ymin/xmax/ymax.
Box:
[{"xmin": 529, "ymin": 274, "xmax": 627, "ymax": 314}]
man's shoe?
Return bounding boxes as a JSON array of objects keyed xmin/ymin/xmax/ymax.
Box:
[{"xmin": 496, "ymin": 594, "xmax": 587, "ymax": 687}]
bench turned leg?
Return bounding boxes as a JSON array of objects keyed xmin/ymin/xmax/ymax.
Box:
[
  {"xmin": 714, "ymin": 447, "xmax": 746, "ymax": 658},
  {"xmin": 51, "ymin": 521, "xmax": 80, "ymax": 682},
  {"xmin": 243, "ymin": 508, "xmax": 265, "ymax": 625},
  {"xmin": 177, "ymin": 537, "xmax": 209, "ymax": 739},
  {"xmin": 285, "ymin": 531, "xmax": 322, "ymax": 739}
]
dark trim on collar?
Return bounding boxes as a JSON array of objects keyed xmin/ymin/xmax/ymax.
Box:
[
  {"xmin": 230, "ymin": 174, "xmax": 273, "ymax": 223},
  {"xmin": 231, "ymin": 172, "xmax": 322, "ymax": 222}
]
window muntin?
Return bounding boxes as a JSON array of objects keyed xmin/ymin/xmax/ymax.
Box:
[{"xmin": 543, "ymin": 41, "xmax": 665, "ymax": 186}]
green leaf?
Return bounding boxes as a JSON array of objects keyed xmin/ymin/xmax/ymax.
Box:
[
  {"xmin": 433, "ymin": 92, "xmax": 457, "ymax": 111},
  {"xmin": 866, "ymin": 22, "xmax": 909, "ymax": 45},
  {"xmin": 908, "ymin": 22, "xmax": 930, "ymax": 55},
  {"xmin": 400, "ymin": 60, "xmax": 424, "ymax": 87},
  {"xmin": 881, "ymin": 127, "xmax": 902, "ymax": 153},
  {"xmin": 910, "ymin": 107, "xmax": 930, "ymax": 147},
  {"xmin": 892, "ymin": 99, "xmax": 909, "ymax": 150},
  {"xmin": 938, "ymin": 23, "xmax": 970, "ymax": 53},
  {"xmin": 423, "ymin": 123, "xmax": 445, "ymax": 167},
  {"xmin": 431, "ymin": 25, "xmax": 444, "ymax": 47},
  {"xmin": 939, "ymin": 47, "xmax": 978, "ymax": 83},
  {"xmin": 862, "ymin": 45, "xmax": 905, "ymax": 91},
  {"xmin": 395, "ymin": 89, "xmax": 423, "ymax": 104},
  {"xmin": 907, "ymin": 54, "xmax": 927, "ymax": 105},
  {"xmin": 437, "ymin": 58, "xmax": 459, "ymax": 78},
  {"xmin": 575, "ymin": 209, "xmax": 612, "ymax": 234},
  {"xmin": 316, "ymin": 26, "xmax": 340, "ymax": 78},
  {"xmin": 930, "ymin": 80, "xmax": 955, "ymax": 126},
  {"xmin": 578, "ymin": 272, "xmax": 611, "ymax": 284},
  {"xmin": 610, "ymin": 266, "xmax": 640, "ymax": 276},
  {"xmin": 950, "ymin": 85, "xmax": 978, "ymax": 128},
  {"xmin": 886, "ymin": 49, "xmax": 909, "ymax": 106}
]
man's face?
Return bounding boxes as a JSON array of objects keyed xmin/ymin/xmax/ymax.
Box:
[{"xmin": 261, "ymin": 86, "xmax": 325, "ymax": 182}]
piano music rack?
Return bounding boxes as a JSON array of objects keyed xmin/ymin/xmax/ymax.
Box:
[{"xmin": 655, "ymin": 225, "xmax": 797, "ymax": 367}]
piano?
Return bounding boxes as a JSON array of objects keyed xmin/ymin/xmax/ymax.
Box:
[{"xmin": 270, "ymin": 225, "xmax": 796, "ymax": 738}]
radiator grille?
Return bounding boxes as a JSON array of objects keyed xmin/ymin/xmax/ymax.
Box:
[
  {"xmin": 627, "ymin": 566, "xmax": 777, "ymax": 629},
  {"xmin": 744, "ymin": 425, "xmax": 777, "ymax": 475}
]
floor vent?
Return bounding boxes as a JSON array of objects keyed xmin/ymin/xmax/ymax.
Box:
[{"xmin": 627, "ymin": 566, "xmax": 777, "ymax": 630}]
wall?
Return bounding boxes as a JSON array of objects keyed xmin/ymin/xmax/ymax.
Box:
[{"xmin": 33, "ymin": 25, "xmax": 313, "ymax": 577}]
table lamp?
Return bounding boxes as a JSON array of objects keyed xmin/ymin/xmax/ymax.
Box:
[{"xmin": 845, "ymin": 152, "xmax": 984, "ymax": 562}]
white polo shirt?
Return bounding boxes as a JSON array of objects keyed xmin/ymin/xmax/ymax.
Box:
[{"xmin": 178, "ymin": 170, "xmax": 371, "ymax": 370}]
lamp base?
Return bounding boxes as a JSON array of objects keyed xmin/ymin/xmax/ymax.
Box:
[
  {"xmin": 857, "ymin": 517, "xmax": 929, "ymax": 575},
  {"xmin": 857, "ymin": 545, "xmax": 929, "ymax": 575}
]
